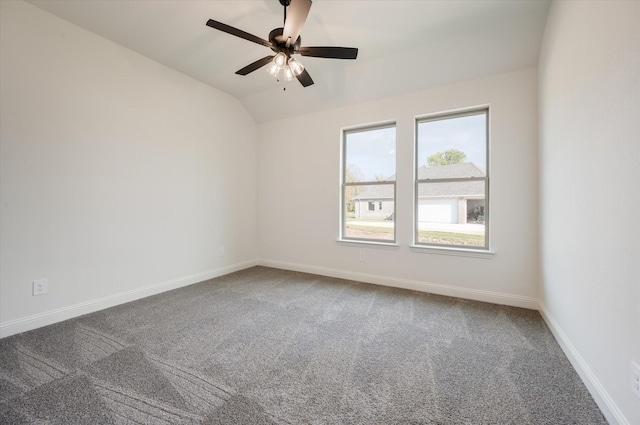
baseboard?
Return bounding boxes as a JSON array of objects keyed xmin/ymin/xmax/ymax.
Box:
[
  {"xmin": 258, "ymin": 259, "xmax": 539, "ymax": 310},
  {"xmin": 0, "ymin": 259, "xmax": 258, "ymax": 339},
  {"xmin": 538, "ymin": 302, "xmax": 630, "ymax": 425}
]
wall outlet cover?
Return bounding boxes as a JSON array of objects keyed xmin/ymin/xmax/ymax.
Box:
[
  {"xmin": 632, "ymin": 361, "xmax": 640, "ymax": 399},
  {"xmin": 33, "ymin": 279, "xmax": 48, "ymax": 296}
]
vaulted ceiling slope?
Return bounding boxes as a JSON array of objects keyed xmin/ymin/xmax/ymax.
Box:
[{"xmin": 27, "ymin": 0, "xmax": 551, "ymax": 123}]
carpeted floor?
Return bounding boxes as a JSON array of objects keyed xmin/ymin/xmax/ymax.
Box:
[{"xmin": 0, "ymin": 266, "xmax": 607, "ymax": 424}]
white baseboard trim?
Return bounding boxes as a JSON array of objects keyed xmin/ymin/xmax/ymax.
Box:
[
  {"xmin": 0, "ymin": 259, "xmax": 258, "ymax": 339},
  {"xmin": 538, "ymin": 302, "xmax": 629, "ymax": 425},
  {"xmin": 258, "ymin": 259, "xmax": 539, "ymax": 310}
]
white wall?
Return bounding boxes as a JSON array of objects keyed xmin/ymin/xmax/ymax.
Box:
[
  {"xmin": 0, "ymin": 1, "xmax": 258, "ymax": 336},
  {"xmin": 538, "ymin": 1, "xmax": 640, "ymax": 424},
  {"xmin": 258, "ymin": 68, "xmax": 539, "ymax": 307}
]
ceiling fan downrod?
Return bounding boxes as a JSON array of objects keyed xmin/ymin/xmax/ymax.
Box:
[{"xmin": 280, "ymin": 0, "xmax": 290, "ymax": 26}]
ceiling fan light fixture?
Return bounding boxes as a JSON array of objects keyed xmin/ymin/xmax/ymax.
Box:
[
  {"xmin": 283, "ymin": 65, "xmax": 294, "ymax": 81},
  {"xmin": 273, "ymin": 52, "xmax": 287, "ymax": 68},
  {"xmin": 266, "ymin": 61, "xmax": 280, "ymax": 77},
  {"xmin": 288, "ymin": 57, "xmax": 304, "ymax": 76}
]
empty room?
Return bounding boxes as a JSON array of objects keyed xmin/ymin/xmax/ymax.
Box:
[{"xmin": 1, "ymin": 0, "xmax": 638, "ymax": 424}]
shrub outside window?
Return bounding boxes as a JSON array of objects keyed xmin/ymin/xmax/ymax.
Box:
[
  {"xmin": 415, "ymin": 109, "xmax": 489, "ymax": 249},
  {"xmin": 342, "ymin": 123, "xmax": 396, "ymax": 242}
]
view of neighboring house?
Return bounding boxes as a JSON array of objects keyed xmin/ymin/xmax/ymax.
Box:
[
  {"xmin": 352, "ymin": 184, "xmax": 395, "ymax": 220},
  {"xmin": 352, "ymin": 163, "xmax": 485, "ymax": 224}
]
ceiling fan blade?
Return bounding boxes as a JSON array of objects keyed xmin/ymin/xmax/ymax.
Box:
[
  {"xmin": 296, "ymin": 68, "xmax": 314, "ymax": 87},
  {"xmin": 299, "ymin": 47, "xmax": 358, "ymax": 60},
  {"xmin": 206, "ymin": 19, "xmax": 272, "ymax": 48},
  {"xmin": 235, "ymin": 56, "xmax": 275, "ymax": 75},
  {"xmin": 283, "ymin": 0, "xmax": 312, "ymax": 46}
]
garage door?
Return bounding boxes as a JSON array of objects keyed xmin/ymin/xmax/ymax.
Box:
[{"xmin": 418, "ymin": 199, "xmax": 457, "ymax": 224}]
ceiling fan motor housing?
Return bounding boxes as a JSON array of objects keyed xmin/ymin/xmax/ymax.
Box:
[{"xmin": 269, "ymin": 27, "xmax": 301, "ymax": 55}]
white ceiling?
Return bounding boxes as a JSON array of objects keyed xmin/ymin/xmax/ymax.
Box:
[{"xmin": 27, "ymin": 0, "xmax": 551, "ymax": 123}]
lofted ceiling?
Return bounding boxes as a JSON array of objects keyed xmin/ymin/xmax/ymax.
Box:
[{"xmin": 27, "ymin": 0, "xmax": 551, "ymax": 123}]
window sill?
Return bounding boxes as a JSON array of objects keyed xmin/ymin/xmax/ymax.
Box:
[
  {"xmin": 409, "ymin": 245, "xmax": 495, "ymax": 259},
  {"xmin": 337, "ymin": 239, "xmax": 399, "ymax": 249}
]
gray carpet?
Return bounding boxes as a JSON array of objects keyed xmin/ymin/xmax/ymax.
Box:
[{"xmin": 0, "ymin": 266, "xmax": 607, "ymax": 424}]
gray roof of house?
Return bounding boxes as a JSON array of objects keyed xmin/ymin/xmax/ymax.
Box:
[
  {"xmin": 351, "ymin": 184, "xmax": 394, "ymax": 200},
  {"xmin": 418, "ymin": 180, "xmax": 484, "ymax": 198},
  {"xmin": 417, "ymin": 162, "xmax": 485, "ymax": 179},
  {"xmin": 352, "ymin": 163, "xmax": 485, "ymax": 200}
]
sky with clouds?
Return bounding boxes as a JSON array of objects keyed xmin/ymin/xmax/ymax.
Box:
[{"xmin": 345, "ymin": 112, "xmax": 486, "ymax": 182}]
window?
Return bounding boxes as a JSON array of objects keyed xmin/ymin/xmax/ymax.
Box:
[
  {"xmin": 415, "ymin": 109, "xmax": 489, "ymax": 249},
  {"xmin": 342, "ymin": 123, "xmax": 396, "ymax": 242}
]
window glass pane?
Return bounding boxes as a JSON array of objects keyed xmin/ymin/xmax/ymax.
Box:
[
  {"xmin": 342, "ymin": 124, "xmax": 396, "ymax": 243},
  {"xmin": 417, "ymin": 113, "xmax": 486, "ymax": 173},
  {"xmin": 415, "ymin": 109, "xmax": 488, "ymax": 249},
  {"xmin": 416, "ymin": 181, "xmax": 486, "ymax": 247},
  {"xmin": 345, "ymin": 126, "xmax": 396, "ymax": 183},
  {"xmin": 344, "ymin": 184, "xmax": 395, "ymax": 241}
]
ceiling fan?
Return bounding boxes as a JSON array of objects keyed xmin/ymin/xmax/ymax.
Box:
[{"xmin": 206, "ymin": 0, "xmax": 358, "ymax": 88}]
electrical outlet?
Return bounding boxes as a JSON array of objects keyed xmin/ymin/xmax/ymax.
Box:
[
  {"xmin": 219, "ymin": 247, "xmax": 225, "ymax": 257},
  {"xmin": 359, "ymin": 251, "xmax": 366, "ymax": 262},
  {"xmin": 632, "ymin": 362, "xmax": 640, "ymax": 399},
  {"xmin": 33, "ymin": 279, "xmax": 48, "ymax": 296}
]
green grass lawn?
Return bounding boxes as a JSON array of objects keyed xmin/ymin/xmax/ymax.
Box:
[
  {"xmin": 346, "ymin": 224, "xmax": 393, "ymax": 233},
  {"xmin": 417, "ymin": 230, "xmax": 484, "ymax": 246},
  {"xmin": 344, "ymin": 224, "xmax": 394, "ymax": 240},
  {"xmin": 346, "ymin": 224, "xmax": 484, "ymax": 246}
]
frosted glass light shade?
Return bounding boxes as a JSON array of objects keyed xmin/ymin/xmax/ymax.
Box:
[
  {"xmin": 283, "ymin": 65, "xmax": 294, "ymax": 81},
  {"xmin": 266, "ymin": 62, "xmax": 280, "ymax": 77},
  {"xmin": 273, "ymin": 52, "xmax": 287, "ymax": 67},
  {"xmin": 288, "ymin": 58, "xmax": 304, "ymax": 76}
]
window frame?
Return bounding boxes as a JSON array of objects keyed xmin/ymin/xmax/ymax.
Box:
[
  {"xmin": 413, "ymin": 107, "xmax": 490, "ymax": 251},
  {"xmin": 340, "ymin": 122, "xmax": 397, "ymax": 244}
]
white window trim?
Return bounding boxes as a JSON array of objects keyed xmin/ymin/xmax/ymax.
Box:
[
  {"xmin": 337, "ymin": 239, "xmax": 400, "ymax": 248},
  {"xmin": 409, "ymin": 244, "xmax": 495, "ymax": 258}
]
